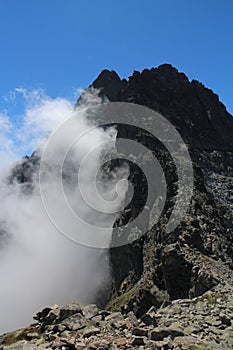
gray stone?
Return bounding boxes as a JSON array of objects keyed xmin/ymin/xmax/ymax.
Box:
[
  {"xmin": 150, "ymin": 327, "xmax": 184, "ymax": 341},
  {"xmin": 62, "ymin": 312, "xmax": 88, "ymax": 331},
  {"xmin": 82, "ymin": 326, "xmax": 100, "ymax": 338},
  {"xmin": 83, "ymin": 304, "xmax": 99, "ymax": 319}
]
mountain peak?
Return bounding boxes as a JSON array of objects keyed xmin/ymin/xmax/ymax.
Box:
[
  {"xmin": 90, "ymin": 64, "xmax": 233, "ymax": 151},
  {"xmin": 91, "ymin": 69, "xmax": 123, "ymax": 102}
]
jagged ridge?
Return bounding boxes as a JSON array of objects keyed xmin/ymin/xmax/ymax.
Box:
[{"xmin": 87, "ymin": 65, "xmax": 233, "ymax": 317}]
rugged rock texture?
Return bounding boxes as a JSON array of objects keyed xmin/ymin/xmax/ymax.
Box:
[
  {"xmin": 91, "ymin": 65, "xmax": 233, "ymax": 151},
  {"xmin": 1, "ymin": 287, "xmax": 233, "ymax": 349},
  {"xmin": 2, "ymin": 64, "xmax": 233, "ymax": 349},
  {"xmin": 82, "ymin": 64, "xmax": 233, "ymax": 317},
  {"xmin": 84, "ymin": 65, "xmax": 233, "ymax": 318}
]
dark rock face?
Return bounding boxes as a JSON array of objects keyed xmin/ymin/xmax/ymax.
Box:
[
  {"xmin": 88, "ymin": 65, "xmax": 233, "ymax": 316},
  {"xmin": 91, "ymin": 69, "xmax": 124, "ymax": 102},
  {"xmin": 8, "ymin": 152, "xmax": 40, "ymax": 188},
  {"xmin": 91, "ymin": 65, "xmax": 233, "ymax": 151}
]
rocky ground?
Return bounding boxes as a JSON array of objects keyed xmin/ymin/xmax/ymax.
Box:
[{"xmin": 1, "ymin": 286, "xmax": 233, "ymax": 349}]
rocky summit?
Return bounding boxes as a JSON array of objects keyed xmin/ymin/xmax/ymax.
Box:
[
  {"xmin": 1, "ymin": 64, "xmax": 233, "ymax": 349},
  {"xmin": 89, "ymin": 65, "xmax": 233, "ymax": 317}
]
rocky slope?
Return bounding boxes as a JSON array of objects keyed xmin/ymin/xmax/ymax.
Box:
[
  {"xmin": 1, "ymin": 65, "xmax": 233, "ymax": 349},
  {"xmin": 86, "ymin": 65, "xmax": 233, "ymax": 318},
  {"xmin": 1, "ymin": 287, "xmax": 233, "ymax": 349}
]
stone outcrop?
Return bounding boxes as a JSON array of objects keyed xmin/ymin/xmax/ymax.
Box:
[{"xmin": 84, "ymin": 65, "xmax": 233, "ymax": 318}]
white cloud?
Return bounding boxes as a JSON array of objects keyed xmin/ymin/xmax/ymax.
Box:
[
  {"xmin": 0, "ymin": 88, "xmax": 128, "ymax": 334},
  {"xmin": 0, "ymin": 88, "xmax": 75, "ymax": 168}
]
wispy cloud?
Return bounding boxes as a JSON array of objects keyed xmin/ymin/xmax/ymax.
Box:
[
  {"xmin": 0, "ymin": 88, "xmax": 75, "ymax": 168},
  {"xmin": 0, "ymin": 111, "xmax": 15, "ymax": 166}
]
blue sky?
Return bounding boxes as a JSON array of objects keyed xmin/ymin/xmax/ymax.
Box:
[
  {"xmin": 0, "ymin": 0, "xmax": 232, "ymax": 164},
  {"xmin": 0, "ymin": 0, "xmax": 232, "ymax": 111}
]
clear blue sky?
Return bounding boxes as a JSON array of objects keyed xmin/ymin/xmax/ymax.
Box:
[{"xmin": 0, "ymin": 0, "xmax": 232, "ymax": 114}]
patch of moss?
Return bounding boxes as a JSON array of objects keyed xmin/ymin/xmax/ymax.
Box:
[
  {"xmin": 36, "ymin": 337, "xmax": 46, "ymax": 345},
  {"xmin": 192, "ymin": 292, "xmax": 228, "ymax": 305},
  {"xmin": 106, "ymin": 285, "xmax": 139, "ymax": 312},
  {"xmin": 0, "ymin": 325, "xmax": 41, "ymax": 346}
]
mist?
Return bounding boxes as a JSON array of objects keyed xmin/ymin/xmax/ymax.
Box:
[{"xmin": 0, "ymin": 89, "xmax": 128, "ymax": 334}]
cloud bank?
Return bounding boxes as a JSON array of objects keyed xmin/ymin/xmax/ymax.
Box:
[{"xmin": 0, "ymin": 88, "xmax": 128, "ymax": 333}]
